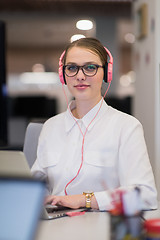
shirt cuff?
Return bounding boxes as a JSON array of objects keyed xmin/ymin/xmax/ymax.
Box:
[{"xmin": 94, "ymin": 191, "xmax": 113, "ymax": 211}]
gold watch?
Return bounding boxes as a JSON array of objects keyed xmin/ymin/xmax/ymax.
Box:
[{"xmin": 83, "ymin": 191, "xmax": 94, "ymax": 208}]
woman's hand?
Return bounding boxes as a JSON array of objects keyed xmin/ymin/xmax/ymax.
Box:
[
  {"xmin": 44, "ymin": 194, "xmax": 99, "ymax": 210},
  {"xmin": 44, "ymin": 194, "xmax": 85, "ymax": 209}
]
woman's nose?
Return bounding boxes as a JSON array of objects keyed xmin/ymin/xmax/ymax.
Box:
[{"xmin": 76, "ymin": 68, "xmax": 86, "ymax": 80}]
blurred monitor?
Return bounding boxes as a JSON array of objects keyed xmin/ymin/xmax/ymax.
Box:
[
  {"xmin": 8, "ymin": 96, "xmax": 57, "ymax": 118},
  {"xmin": 105, "ymin": 96, "xmax": 132, "ymax": 115},
  {"xmin": 0, "ymin": 21, "xmax": 7, "ymax": 146},
  {"xmin": 0, "ymin": 177, "xmax": 45, "ymax": 240}
]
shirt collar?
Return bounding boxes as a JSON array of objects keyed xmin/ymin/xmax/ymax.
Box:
[{"xmin": 65, "ymin": 98, "xmax": 108, "ymax": 133}]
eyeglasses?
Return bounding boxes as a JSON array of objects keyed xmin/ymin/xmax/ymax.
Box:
[{"xmin": 63, "ymin": 64, "xmax": 104, "ymax": 77}]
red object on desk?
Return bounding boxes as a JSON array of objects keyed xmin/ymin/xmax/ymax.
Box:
[
  {"xmin": 144, "ymin": 219, "xmax": 160, "ymax": 233},
  {"xmin": 110, "ymin": 190, "xmax": 124, "ymax": 216},
  {"xmin": 144, "ymin": 219, "xmax": 160, "ymax": 239},
  {"xmin": 66, "ymin": 211, "xmax": 86, "ymax": 217}
]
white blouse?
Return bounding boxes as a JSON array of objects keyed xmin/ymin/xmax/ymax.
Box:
[{"xmin": 31, "ymin": 99, "xmax": 157, "ymax": 210}]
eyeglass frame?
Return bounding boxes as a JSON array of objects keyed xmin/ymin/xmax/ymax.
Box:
[{"xmin": 63, "ymin": 64, "xmax": 104, "ymax": 77}]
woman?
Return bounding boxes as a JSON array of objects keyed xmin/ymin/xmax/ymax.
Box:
[{"xmin": 31, "ymin": 37, "xmax": 157, "ymax": 211}]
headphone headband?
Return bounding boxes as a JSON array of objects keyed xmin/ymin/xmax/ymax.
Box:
[{"xmin": 59, "ymin": 46, "xmax": 113, "ymax": 84}]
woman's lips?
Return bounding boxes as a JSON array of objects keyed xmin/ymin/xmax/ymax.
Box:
[{"xmin": 74, "ymin": 84, "xmax": 90, "ymax": 90}]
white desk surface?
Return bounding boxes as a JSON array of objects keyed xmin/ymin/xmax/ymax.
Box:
[
  {"xmin": 36, "ymin": 211, "xmax": 110, "ymax": 240},
  {"xmin": 35, "ymin": 204, "xmax": 160, "ymax": 240}
]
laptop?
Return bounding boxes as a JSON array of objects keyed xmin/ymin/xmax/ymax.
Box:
[
  {"xmin": 0, "ymin": 176, "xmax": 46, "ymax": 240},
  {"xmin": 0, "ymin": 150, "xmax": 32, "ymax": 177},
  {"xmin": 0, "ymin": 151, "xmax": 85, "ymax": 220},
  {"xmin": 0, "ymin": 150, "xmax": 57, "ymax": 220}
]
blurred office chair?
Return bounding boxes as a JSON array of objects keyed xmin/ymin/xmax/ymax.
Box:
[{"xmin": 23, "ymin": 122, "xmax": 43, "ymax": 168}]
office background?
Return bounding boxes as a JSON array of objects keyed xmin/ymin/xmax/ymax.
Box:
[{"xmin": 0, "ymin": 0, "xmax": 159, "ymax": 199}]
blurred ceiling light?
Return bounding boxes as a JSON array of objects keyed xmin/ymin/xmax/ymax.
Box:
[
  {"xmin": 124, "ymin": 33, "xmax": 135, "ymax": 44},
  {"xmin": 128, "ymin": 71, "xmax": 136, "ymax": 83},
  {"xmin": 120, "ymin": 75, "xmax": 131, "ymax": 87},
  {"xmin": 120, "ymin": 71, "xmax": 136, "ymax": 87},
  {"xmin": 76, "ymin": 20, "xmax": 93, "ymax": 30},
  {"xmin": 70, "ymin": 34, "xmax": 86, "ymax": 42},
  {"xmin": 32, "ymin": 63, "xmax": 45, "ymax": 72}
]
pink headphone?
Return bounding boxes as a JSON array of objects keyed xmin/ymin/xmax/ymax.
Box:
[{"xmin": 58, "ymin": 46, "xmax": 113, "ymax": 85}]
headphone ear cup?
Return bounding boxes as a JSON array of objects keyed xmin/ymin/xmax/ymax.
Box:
[
  {"xmin": 103, "ymin": 46, "xmax": 113, "ymax": 83},
  {"xmin": 59, "ymin": 64, "xmax": 65, "ymax": 84},
  {"xmin": 103, "ymin": 62, "xmax": 108, "ymax": 83},
  {"xmin": 62, "ymin": 66, "xmax": 66, "ymax": 85},
  {"xmin": 107, "ymin": 62, "xmax": 113, "ymax": 83},
  {"xmin": 58, "ymin": 51, "xmax": 66, "ymax": 85}
]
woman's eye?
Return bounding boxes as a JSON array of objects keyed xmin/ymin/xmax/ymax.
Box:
[
  {"xmin": 67, "ymin": 65, "xmax": 77, "ymax": 72},
  {"xmin": 85, "ymin": 65, "xmax": 96, "ymax": 71}
]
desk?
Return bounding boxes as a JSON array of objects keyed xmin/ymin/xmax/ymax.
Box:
[
  {"xmin": 36, "ymin": 211, "xmax": 110, "ymax": 240},
  {"xmin": 36, "ymin": 204, "xmax": 160, "ymax": 240}
]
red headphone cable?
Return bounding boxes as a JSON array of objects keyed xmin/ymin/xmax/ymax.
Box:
[{"xmin": 62, "ymin": 82, "xmax": 111, "ymax": 195}]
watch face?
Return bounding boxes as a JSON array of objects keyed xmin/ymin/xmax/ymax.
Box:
[{"xmin": 83, "ymin": 191, "xmax": 94, "ymax": 208}]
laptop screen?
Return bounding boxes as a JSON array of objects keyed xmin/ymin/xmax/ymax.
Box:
[{"xmin": 0, "ymin": 177, "xmax": 45, "ymax": 240}]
